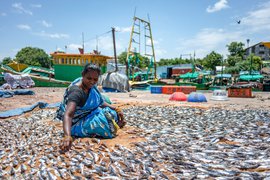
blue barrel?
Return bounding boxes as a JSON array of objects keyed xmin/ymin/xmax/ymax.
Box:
[{"xmin": 150, "ymin": 86, "xmax": 162, "ymax": 94}]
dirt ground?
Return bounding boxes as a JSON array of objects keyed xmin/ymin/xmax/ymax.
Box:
[{"xmin": 1, "ymin": 87, "xmax": 270, "ymax": 112}]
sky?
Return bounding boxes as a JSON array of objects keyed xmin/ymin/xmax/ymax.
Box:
[{"xmin": 1, "ymin": 0, "xmax": 270, "ymax": 62}]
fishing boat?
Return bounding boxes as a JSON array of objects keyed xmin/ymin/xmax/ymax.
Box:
[
  {"xmin": 232, "ymin": 71, "xmax": 264, "ymax": 91},
  {"xmin": 175, "ymin": 71, "xmax": 212, "ymax": 90},
  {"xmin": 129, "ymin": 80, "xmax": 152, "ymax": 90},
  {"xmin": 129, "ymin": 70, "xmax": 155, "ymax": 90},
  {"xmin": 1, "ymin": 62, "xmax": 70, "ymax": 87},
  {"xmin": 261, "ymin": 61, "xmax": 270, "ymax": 91},
  {"xmin": 50, "ymin": 51, "xmax": 111, "ymax": 82},
  {"xmin": 209, "ymin": 74, "xmax": 233, "ymax": 90}
]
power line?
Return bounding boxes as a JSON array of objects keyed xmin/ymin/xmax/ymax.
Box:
[{"xmin": 84, "ymin": 30, "xmax": 112, "ymax": 43}]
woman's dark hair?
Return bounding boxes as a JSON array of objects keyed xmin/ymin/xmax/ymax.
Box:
[{"xmin": 82, "ymin": 64, "xmax": 101, "ymax": 75}]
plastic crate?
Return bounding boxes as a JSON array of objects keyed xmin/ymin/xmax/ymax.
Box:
[
  {"xmin": 150, "ymin": 86, "xmax": 162, "ymax": 94},
  {"xmin": 162, "ymin": 85, "xmax": 196, "ymax": 94},
  {"xmin": 162, "ymin": 86, "xmax": 181, "ymax": 94},
  {"xmin": 228, "ymin": 88, "xmax": 252, "ymax": 98},
  {"xmin": 181, "ymin": 86, "xmax": 196, "ymax": 94}
]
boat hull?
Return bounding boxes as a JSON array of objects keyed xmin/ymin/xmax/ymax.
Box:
[
  {"xmin": 1, "ymin": 65, "xmax": 70, "ymax": 87},
  {"xmin": 176, "ymin": 82, "xmax": 210, "ymax": 90}
]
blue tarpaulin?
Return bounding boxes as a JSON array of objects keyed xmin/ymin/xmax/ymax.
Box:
[
  {"xmin": 0, "ymin": 90, "xmax": 14, "ymax": 98},
  {"xmin": 0, "ymin": 89, "xmax": 35, "ymax": 98},
  {"xmin": 0, "ymin": 102, "xmax": 60, "ymax": 118},
  {"xmin": 0, "ymin": 92, "xmax": 112, "ymax": 118}
]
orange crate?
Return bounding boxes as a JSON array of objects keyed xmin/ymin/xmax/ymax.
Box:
[
  {"xmin": 162, "ymin": 86, "xmax": 196, "ymax": 94},
  {"xmin": 162, "ymin": 86, "xmax": 182, "ymax": 94},
  {"xmin": 181, "ymin": 86, "xmax": 196, "ymax": 94},
  {"xmin": 228, "ymin": 88, "xmax": 252, "ymax": 98}
]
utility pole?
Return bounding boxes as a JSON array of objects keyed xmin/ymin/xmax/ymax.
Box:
[
  {"xmin": 247, "ymin": 39, "xmax": 250, "ymax": 54},
  {"xmin": 247, "ymin": 39, "xmax": 252, "ymax": 75},
  {"xmin": 250, "ymin": 54, "xmax": 253, "ymax": 75},
  {"xmin": 82, "ymin": 32, "xmax": 84, "ymax": 54},
  {"xmin": 221, "ymin": 56, "xmax": 224, "ymax": 86},
  {"xmin": 96, "ymin": 35, "xmax": 99, "ymax": 53},
  {"xmin": 112, "ymin": 27, "xmax": 118, "ymax": 71},
  {"xmin": 180, "ymin": 53, "xmax": 193, "ymax": 72}
]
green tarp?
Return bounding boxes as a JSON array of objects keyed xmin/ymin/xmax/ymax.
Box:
[
  {"xmin": 239, "ymin": 74, "xmax": 263, "ymax": 81},
  {"xmin": 180, "ymin": 72, "xmax": 199, "ymax": 79}
]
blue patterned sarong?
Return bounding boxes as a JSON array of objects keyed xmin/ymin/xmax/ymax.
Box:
[{"xmin": 56, "ymin": 78, "xmax": 119, "ymax": 138}]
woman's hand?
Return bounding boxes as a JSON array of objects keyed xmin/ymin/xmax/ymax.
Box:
[
  {"xmin": 61, "ymin": 102, "xmax": 76, "ymax": 152},
  {"xmin": 60, "ymin": 136, "xmax": 73, "ymax": 152},
  {"xmin": 115, "ymin": 108, "xmax": 126, "ymax": 128}
]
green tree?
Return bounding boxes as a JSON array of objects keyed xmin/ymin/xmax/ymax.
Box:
[
  {"xmin": 157, "ymin": 57, "xmax": 193, "ymax": 66},
  {"xmin": 118, "ymin": 51, "xmax": 151, "ymax": 69},
  {"xmin": 15, "ymin": 47, "xmax": 51, "ymax": 68},
  {"xmin": 157, "ymin": 58, "xmax": 168, "ymax": 66},
  {"xmin": 245, "ymin": 55, "xmax": 262, "ymax": 71},
  {"xmin": 227, "ymin": 55, "xmax": 242, "ymax": 66},
  {"xmin": 224, "ymin": 66, "xmax": 240, "ymax": 74},
  {"xmin": 1, "ymin": 57, "xmax": 12, "ymax": 65},
  {"xmin": 202, "ymin": 51, "xmax": 222, "ymax": 74},
  {"xmin": 232, "ymin": 54, "xmax": 262, "ymax": 72},
  {"xmin": 226, "ymin": 42, "xmax": 245, "ymax": 58},
  {"xmin": 118, "ymin": 51, "xmax": 127, "ymax": 65}
]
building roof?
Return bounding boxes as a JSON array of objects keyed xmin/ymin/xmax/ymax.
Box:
[
  {"xmin": 262, "ymin": 42, "xmax": 270, "ymax": 49},
  {"xmin": 245, "ymin": 41, "xmax": 270, "ymax": 50},
  {"xmin": 50, "ymin": 51, "xmax": 112, "ymax": 59},
  {"xmin": 172, "ymin": 64, "xmax": 193, "ymax": 69}
]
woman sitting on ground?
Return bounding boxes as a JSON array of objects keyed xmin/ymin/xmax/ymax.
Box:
[{"xmin": 56, "ymin": 64, "xmax": 126, "ymax": 151}]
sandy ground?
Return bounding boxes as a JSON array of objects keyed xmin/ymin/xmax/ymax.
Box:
[{"xmin": 1, "ymin": 87, "xmax": 270, "ymax": 112}]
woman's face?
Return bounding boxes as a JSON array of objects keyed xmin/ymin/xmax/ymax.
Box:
[{"xmin": 82, "ymin": 70, "xmax": 99, "ymax": 89}]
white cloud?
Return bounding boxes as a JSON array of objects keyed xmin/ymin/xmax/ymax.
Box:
[
  {"xmin": 155, "ymin": 48, "xmax": 167, "ymax": 60},
  {"xmin": 68, "ymin": 44, "xmax": 82, "ymax": 51},
  {"xmin": 12, "ymin": 3, "xmax": 33, "ymax": 15},
  {"xmin": 83, "ymin": 35, "xmax": 127, "ymax": 56},
  {"xmin": 17, "ymin": 24, "xmax": 31, "ymax": 30},
  {"xmin": 31, "ymin": 4, "xmax": 42, "ymax": 8},
  {"xmin": 1, "ymin": 12, "xmax": 7, "ymax": 16},
  {"xmin": 35, "ymin": 31, "xmax": 69, "ymax": 39},
  {"xmin": 56, "ymin": 47, "xmax": 64, "ymax": 52},
  {"xmin": 40, "ymin": 20, "xmax": 52, "ymax": 28},
  {"xmin": 241, "ymin": 1, "xmax": 270, "ymax": 31},
  {"xmin": 94, "ymin": 35, "xmax": 114, "ymax": 52},
  {"xmin": 177, "ymin": 28, "xmax": 244, "ymax": 58},
  {"xmin": 115, "ymin": 26, "xmax": 132, "ymax": 33},
  {"xmin": 206, "ymin": 0, "xmax": 229, "ymax": 13}
]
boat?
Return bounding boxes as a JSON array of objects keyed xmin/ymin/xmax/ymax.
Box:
[
  {"xmin": 1, "ymin": 63, "xmax": 70, "ymax": 87},
  {"xmin": 129, "ymin": 80, "xmax": 151, "ymax": 90},
  {"xmin": 232, "ymin": 71, "xmax": 264, "ymax": 91},
  {"xmin": 261, "ymin": 61, "xmax": 270, "ymax": 91},
  {"xmin": 129, "ymin": 70, "xmax": 156, "ymax": 90},
  {"xmin": 50, "ymin": 51, "xmax": 111, "ymax": 82},
  {"xmin": 175, "ymin": 71, "xmax": 212, "ymax": 90},
  {"xmin": 1, "ymin": 50, "xmax": 113, "ymax": 87},
  {"xmin": 209, "ymin": 74, "xmax": 233, "ymax": 90}
]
